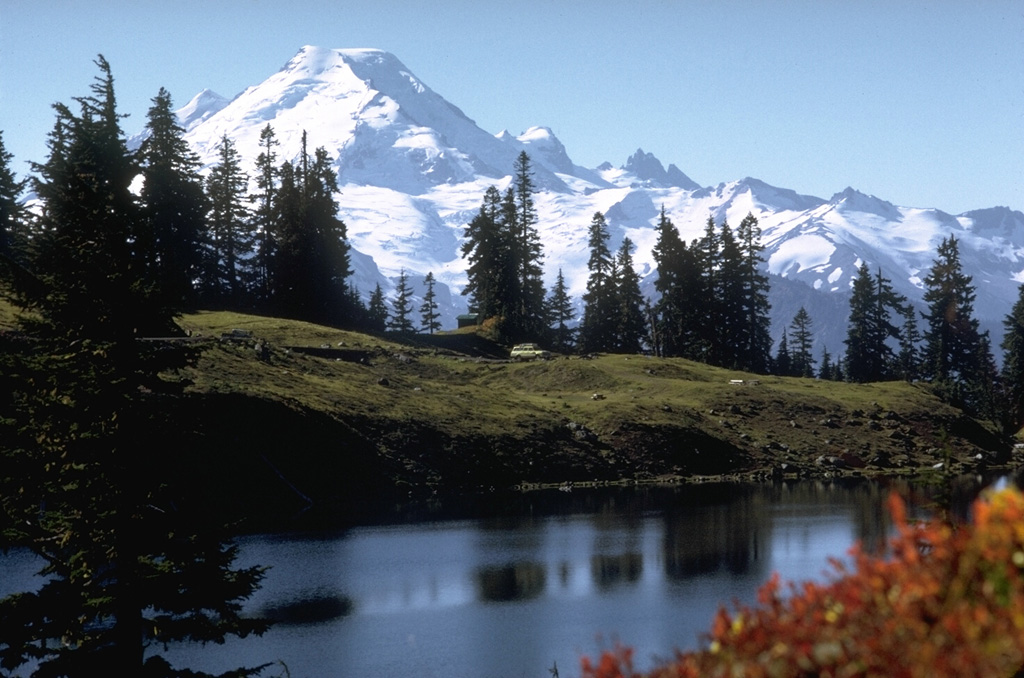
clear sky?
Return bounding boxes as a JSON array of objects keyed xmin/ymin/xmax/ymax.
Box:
[{"xmin": 2, "ymin": 0, "xmax": 1021, "ymax": 214}]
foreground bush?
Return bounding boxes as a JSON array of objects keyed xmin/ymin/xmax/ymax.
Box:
[{"xmin": 582, "ymin": 487, "xmax": 1024, "ymax": 678}]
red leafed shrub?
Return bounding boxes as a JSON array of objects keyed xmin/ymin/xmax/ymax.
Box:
[{"xmin": 581, "ymin": 487, "xmax": 1024, "ymax": 678}]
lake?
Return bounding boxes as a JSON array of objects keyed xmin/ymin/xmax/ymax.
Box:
[{"xmin": 1, "ymin": 478, "xmax": 981, "ymax": 678}]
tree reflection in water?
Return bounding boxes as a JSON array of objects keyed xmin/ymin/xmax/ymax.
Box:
[{"xmin": 476, "ymin": 562, "xmax": 547, "ymax": 602}]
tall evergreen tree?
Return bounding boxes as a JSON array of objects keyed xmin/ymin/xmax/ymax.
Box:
[
  {"xmin": 546, "ymin": 268, "xmax": 575, "ymax": 353},
  {"xmin": 650, "ymin": 207, "xmax": 702, "ymax": 359},
  {"xmin": 819, "ymin": 347, "xmax": 834, "ymax": 381},
  {"xmin": 896, "ymin": 302, "xmax": 922, "ymax": 382},
  {"xmin": 461, "ymin": 185, "xmax": 510, "ymax": 322},
  {"xmin": 579, "ymin": 211, "xmax": 615, "ymax": 352},
  {"xmin": 651, "ymin": 207, "xmax": 685, "ymax": 357},
  {"xmin": 301, "ymin": 143, "xmax": 352, "ymax": 322},
  {"xmin": 611, "ymin": 237, "xmax": 647, "ymax": 353},
  {"xmin": 715, "ymin": 220, "xmax": 746, "ymax": 368},
  {"xmin": 388, "ymin": 268, "xmax": 415, "ymax": 334},
  {"xmin": 204, "ymin": 134, "xmax": 253, "ymax": 305},
  {"xmin": 252, "ymin": 124, "xmax": 279, "ymax": 305},
  {"xmin": 844, "ymin": 264, "xmax": 907, "ymax": 382},
  {"xmin": 774, "ymin": 333, "xmax": 792, "ymax": 376},
  {"xmin": 694, "ymin": 215, "xmax": 721, "ymax": 363},
  {"xmin": 0, "ymin": 130, "xmax": 27, "ymax": 263},
  {"xmin": 419, "ymin": 271, "xmax": 441, "ymax": 334},
  {"xmin": 735, "ymin": 213, "xmax": 773, "ymax": 373},
  {"xmin": 1001, "ymin": 283, "xmax": 1024, "ymax": 431},
  {"xmin": 137, "ymin": 87, "xmax": 207, "ymax": 310},
  {"xmin": 366, "ymin": 282, "xmax": 389, "ymax": 333},
  {"xmin": 788, "ymin": 307, "xmax": 816, "ymax": 377},
  {"xmin": 0, "ymin": 56, "xmax": 266, "ymax": 678},
  {"xmin": 920, "ymin": 236, "xmax": 989, "ymax": 410},
  {"xmin": 508, "ymin": 152, "xmax": 547, "ymax": 339},
  {"xmin": 269, "ymin": 135, "xmax": 351, "ymax": 325}
]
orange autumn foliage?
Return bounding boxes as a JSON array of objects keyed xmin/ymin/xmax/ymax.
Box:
[{"xmin": 581, "ymin": 486, "xmax": 1024, "ymax": 678}]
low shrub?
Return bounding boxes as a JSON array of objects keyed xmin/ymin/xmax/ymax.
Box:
[{"xmin": 582, "ymin": 486, "xmax": 1024, "ymax": 678}]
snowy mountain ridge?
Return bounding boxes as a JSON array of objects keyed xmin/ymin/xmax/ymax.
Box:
[{"xmin": 169, "ymin": 46, "xmax": 1024, "ymax": 355}]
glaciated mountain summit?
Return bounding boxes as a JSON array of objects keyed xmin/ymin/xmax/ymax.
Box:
[
  {"xmin": 174, "ymin": 45, "xmax": 1024, "ymax": 354},
  {"xmin": 184, "ymin": 46, "xmax": 569, "ymax": 194}
]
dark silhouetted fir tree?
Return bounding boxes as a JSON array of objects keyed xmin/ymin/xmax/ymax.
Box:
[
  {"xmin": 0, "ymin": 130, "xmax": 27, "ymax": 263},
  {"xmin": 735, "ymin": 213, "xmax": 773, "ymax": 373},
  {"xmin": 0, "ymin": 56, "xmax": 267, "ymax": 678},
  {"xmin": 920, "ymin": 235, "xmax": 993, "ymax": 412},
  {"xmin": 844, "ymin": 263, "xmax": 906, "ymax": 382},
  {"xmin": 366, "ymin": 282, "xmax": 389, "ymax": 332},
  {"xmin": 1001, "ymin": 283, "xmax": 1024, "ymax": 431},
  {"xmin": 269, "ymin": 133, "xmax": 351, "ymax": 325},
  {"xmin": 137, "ymin": 87, "xmax": 208, "ymax": 311},
  {"xmin": 252, "ymin": 123, "xmax": 279, "ymax": 305},
  {"xmin": 203, "ymin": 134, "xmax": 253, "ymax": 306}
]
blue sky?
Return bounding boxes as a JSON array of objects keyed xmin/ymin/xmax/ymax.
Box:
[{"xmin": 2, "ymin": 0, "xmax": 1021, "ymax": 214}]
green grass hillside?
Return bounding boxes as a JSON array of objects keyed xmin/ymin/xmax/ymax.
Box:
[
  {"xmin": 175, "ymin": 312, "xmax": 1014, "ymax": 502},
  {"xmin": 3, "ymin": 306, "xmax": 1015, "ymax": 526}
]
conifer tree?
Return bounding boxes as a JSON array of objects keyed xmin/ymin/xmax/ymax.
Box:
[
  {"xmin": 420, "ymin": 271, "xmax": 441, "ymax": 334},
  {"xmin": 204, "ymin": 134, "xmax": 253, "ymax": 305},
  {"xmin": 651, "ymin": 207, "xmax": 702, "ymax": 359},
  {"xmin": 819, "ymin": 347, "xmax": 834, "ymax": 380},
  {"xmin": 301, "ymin": 143, "xmax": 352, "ymax": 321},
  {"xmin": 788, "ymin": 307, "xmax": 816, "ymax": 377},
  {"xmin": 921, "ymin": 236, "xmax": 991, "ymax": 410},
  {"xmin": 0, "ymin": 56, "xmax": 266, "ymax": 678},
  {"xmin": 716, "ymin": 220, "xmax": 746, "ymax": 368},
  {"xmin": 694, "ymin": 215, "xmax": 722, "ymax": 363},
  {"xmin": 461, "ymin": 185, "xmax": 506, "ymax": 321},
  {"xmin": 774, "ymin": 334, "xmax": 791, "ymax": 376},
  {"xmin": 735, "ymin": 212, "xmax": 773, "ymax": 373},
  {"xmin": 366, "ymin": 282, "xmax": 388, "ymax": 332},
  {"xmin": 388, "ymin": 268, "xmax": 415, "ymax": 333},
  {"xmin": 252, "ymin": 124, "xmax": 279, "ymax": 305},
  {"xmin": 612, "ymin": 237, "xmax": 647, "ymax": 353},
  {"xmin": 844, "ymin": 264, "xmax": 906, "ymax": 382},
  {"xmin": 137, "ymin": 87, "xmax": 207, "ymax": 310},
  {"xmin": 508, "ymin": 152, "xmax": 547, "ymax": 339},
  {"xmin": 579, "ymin": 211, "xmax": 616, "ymax": 352},
  {"xmin": 651, "ymin": 207, "xmax": 685, "ymax": 356},
  {"xmin": 546, "ymin": 268, "xmax": 575, "ymax": 352},
  {"xmin": 269, "ymin": 135, "xmax": 351, "ymax": 325},
  {"xmin": 896, "ymin": 302, "xmax": 922, "ymax": 382},
  {"xmin": 0, "ymin": 130, "xmax": 27, "ymax": 263},
  {"xmin": 1002, "ymin": 283, "xmax": 1024, "ymax": 431}
]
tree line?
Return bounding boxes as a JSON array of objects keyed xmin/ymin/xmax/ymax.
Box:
[
  {"xmin": 0, "ymin": 77, "xmax": 427, "ymax": 336},
  {"xmin": 460, "ymin": 156, "xmax": 1024, "ymax": 432}
]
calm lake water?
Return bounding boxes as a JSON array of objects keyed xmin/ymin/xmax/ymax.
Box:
[{"xmin": 1, "ymin": 478, "xmax": 985, "ymax": 678}]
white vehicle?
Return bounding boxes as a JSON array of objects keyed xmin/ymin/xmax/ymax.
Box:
[{"xmin": 509, "ymin": 343, "xmax": 551, "ymax": 360}]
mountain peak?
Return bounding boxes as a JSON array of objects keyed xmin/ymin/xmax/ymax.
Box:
[
  {"xmin": 829, "ymin": 186, "xmax": 901, "ymax": 220},
  {"xmin": 183, "ymin": 45, "xmax": 577, "ymax": 194},
  {"xmin": 176, "ymin": 88, "xmax": 230, "ymax": 132},
  {"xmin": 622, "ymin": 148, "xmax": 699, "ymax": 190}
]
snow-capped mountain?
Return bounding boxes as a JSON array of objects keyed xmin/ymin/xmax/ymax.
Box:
[{"xmin": 170, "ymin": 46, "xmax": 1024, "ymax": 356}]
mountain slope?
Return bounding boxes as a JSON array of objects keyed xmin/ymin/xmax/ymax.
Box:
[{"xmin": 173, "ymin": 46, "xmax": 1024, "ymax": 357}]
